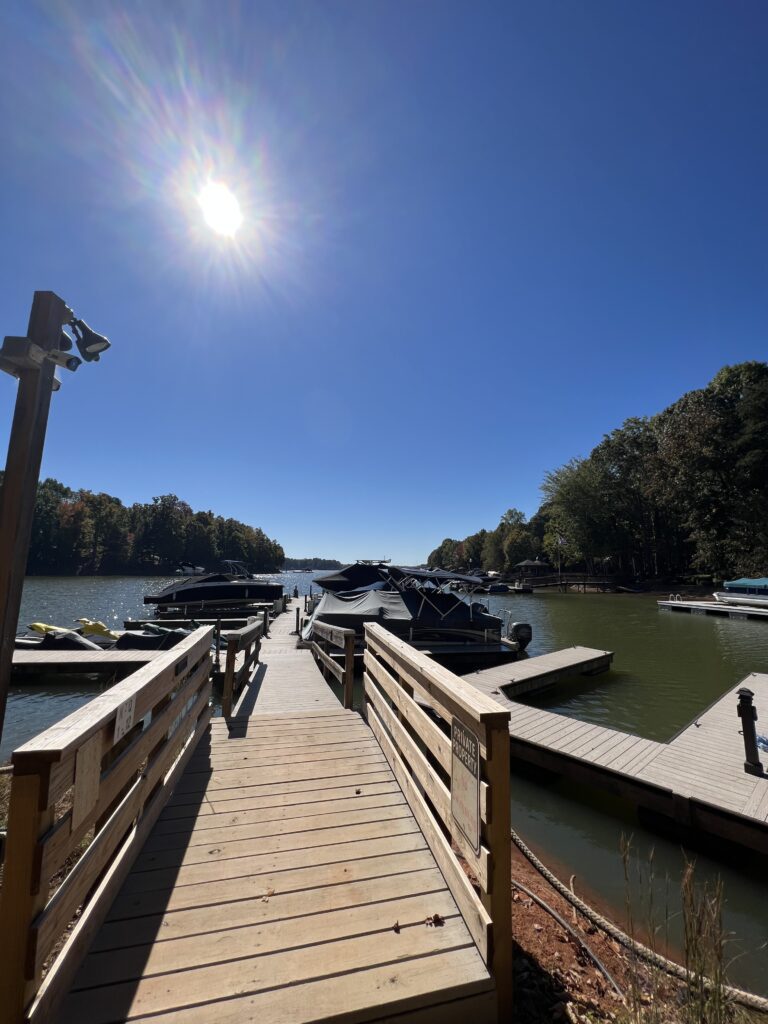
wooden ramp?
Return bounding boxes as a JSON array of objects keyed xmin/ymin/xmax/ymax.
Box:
[
  {"xmin": 56, "ymin": 602, "xmax": 498, "ymax": 1024},
  {"xmin": 467, "ymin": 645, "xmax": 613, "ymax": 698}
]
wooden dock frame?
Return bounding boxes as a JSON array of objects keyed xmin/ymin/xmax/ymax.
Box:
[{"xmin": 0, "ymin": 600, "xmax": 513, "ymax": 1024}]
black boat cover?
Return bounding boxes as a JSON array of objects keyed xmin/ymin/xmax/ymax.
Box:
[
  {"xmin": 314, "ymin": 563, "xmax": 489, "ymax": 593},
  {"xmin": 302, "ymin": 589, "xmax": 501, "ymax": 639}
]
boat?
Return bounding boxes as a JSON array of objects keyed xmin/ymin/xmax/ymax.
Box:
[
  {"xmin": 306, "ymin": 562, "xmax": 532, "ymax": 673},
  {"xmin": 144, "ymin": 565, "xmax": 283, "ymax": 616},
  {"xmin": 713, "ymin": 577, "xmax": 768, "ymax": 607}
]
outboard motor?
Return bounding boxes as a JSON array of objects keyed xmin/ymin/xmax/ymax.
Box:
[{"xmin": 507, "ymin": 621, "xmax": 533, "ymax": 651}]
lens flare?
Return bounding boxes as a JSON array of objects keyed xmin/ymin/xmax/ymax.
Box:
[{"xmin": 197, "ymin": 181, "xmax": 243, "ymax": 236}]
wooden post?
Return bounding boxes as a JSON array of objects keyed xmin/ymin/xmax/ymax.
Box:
[
  {"xmin": 0, "ymin": 768, "xmax": 53, "ymax": 1024},
  {"xmin": 295, "ymin": 606, "xmax": 300, "ymax": 636},
  {"xmin": 482, "ymin": 720, "xmax": 512, "ymax": 1018},
  {"xmin": 0, "ymin": 291, "xmax": 69, "ymax": 747},
  {"xmin": 343, "ymin": 631, "xmax": 355, "ymax": 709},
  {"xmin": 262, "ymin": 608, "xmax": 269, "ymax": 637}
]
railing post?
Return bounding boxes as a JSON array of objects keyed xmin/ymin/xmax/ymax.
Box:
[
  {"xmin": 483, "ymin": 720, "xmax": 512, "ymax": 1018},
  {"xmin": 295, "ymin": 606, "xmax": 300, "ymax": 636},
  {"xmin": 738, "ymin": 688, "xmax": 764, "ymax": 776},
  {"xmin": 0, "ymin": 767, "xmax": 52, "ymax": 1024},
  {"xmin": 221, "ymin": 636, "xmax": 236, "ymax": 720},
  {"xmin": 262, "ymin": 608, "xmax": 269, "ymax": 637},
  {"xmin": 343, "ymin": 632, "xmax": 355, "ymax": 709}
]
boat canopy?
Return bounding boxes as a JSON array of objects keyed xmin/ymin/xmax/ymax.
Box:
[
  {"xmin": 724, "ymin": 577, "xmax": 768, "ymax": 593},
  {"xmin": 314, "ymin": 562, "xmax": 488, "ymax": 593},
  {"xmin": 302, "ymin": 589, "xmax": 501, "ymax": 640}
]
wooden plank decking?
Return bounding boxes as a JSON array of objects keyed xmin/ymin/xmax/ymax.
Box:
[{"xmin": 58, "ymin": 601, "xmax": 495, "ymax": 1024}]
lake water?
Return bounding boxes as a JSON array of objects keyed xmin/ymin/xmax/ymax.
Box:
[{"xmin": 5, "ymin": 577, "xmax": 768, "ymax": 992}]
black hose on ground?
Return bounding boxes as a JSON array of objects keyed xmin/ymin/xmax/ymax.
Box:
[
  {"xmin": 510, "ymin": 827, "xmax": 768, "ymax": 1015},
  {"xmin": 512, "ymin": 876, "xmax": 625, "ymax": 1000}
]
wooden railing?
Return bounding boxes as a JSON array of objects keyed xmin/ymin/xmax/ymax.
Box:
[
  {"xmin": 310, "ymin": 620, "xmax": 355, "ymax": 709},
  {"xmin": 220, "ymin": 617, "xmax": 263, "ymax": 718},
  {"xmin": 363, "ymin": 623, "xmax": 512, "ymax": 1018},
  {"xmin": 0, "ymin": 627, "xmax": 214, "ymax": 1024}
]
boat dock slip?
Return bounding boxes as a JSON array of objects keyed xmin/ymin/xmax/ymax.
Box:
[
  {"xmin": 658, "ymin": 597, "xmax": 768, "ymax": 620},
  {"xmin": 0, "ymin": 600, "xmax": 512, "ymax": 1024},
  {"xmin": 465, "ymin": 669, "xmax": 768, "ymax": 853},
  {"xmin": 11, "ymin": 649, "xmax": 162, "ymax": 679},
  {"xmin": 468, "ymin": 645, "xmax": 613, "ymax": 698}
]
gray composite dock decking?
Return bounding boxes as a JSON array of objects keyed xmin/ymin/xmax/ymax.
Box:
[
  {"xmin": 467, "ymin": 645, "xmax": 613, "ymax": 698},
  {"xmin": 466, "ymin": 661, "xmax": 768, "ymax": 851}
]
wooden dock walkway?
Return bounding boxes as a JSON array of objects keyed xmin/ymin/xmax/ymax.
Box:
[
  {"xmin": 0, "ymin": 601, "xmax": 511, "ymax": 1024},
  {"xmin": 466, "ymin": 664, "xmax": 768, "ymax": 853},
  {"xmin": 467, "ymin": 645, "xmax": 613, "ymax": 698}
]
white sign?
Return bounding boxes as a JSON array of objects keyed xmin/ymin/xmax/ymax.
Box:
[
  {"xmin": 114, "ymin": 695, "xmax": 136, "ymax": 743},
  {"xmin": 451, "ymin": 719, "xmax": 480, "ymax": 855}
]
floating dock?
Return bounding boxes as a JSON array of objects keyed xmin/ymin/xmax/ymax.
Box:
[
  {"xmin": 658, "ymin": 598, "xmax": 768, "ymax": 620},
  {"xmin": 466, "ymin": 667, "xmax": 768, "ymax": 853},
  {"xmin": 467, "ymin": 645, "xmax": 613, "ymax": 698},
  {"xmin": 1, "ymin": 600, "xmax": 510, "ymax": 1024}
]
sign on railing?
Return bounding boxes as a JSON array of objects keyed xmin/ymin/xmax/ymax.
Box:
[{"xmin": 451, "ymin": 719, "xmax": 481, "ymax": 855}]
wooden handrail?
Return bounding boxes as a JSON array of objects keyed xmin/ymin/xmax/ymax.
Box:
[
  {"xmin": 220, "ymin": 617, "xmax": 263, "ymax": 718},
  {"xmin": 311, "ymin": 620, "xmax": 355, "ymax": 709},
  {"xmin": 0, "ymin": 627, "xmax": 214, "ymax": 1024},
  {"xmin": 363, "ymin": 622, "xmax": 512, "ymax": 1019}
]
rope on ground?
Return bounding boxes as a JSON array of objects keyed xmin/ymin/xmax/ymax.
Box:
[
  {"xmin": 511, "ymin": 827, "xmax": 768, "ymax": 1015},
  {"xmin": 512, "ymin": 877, "xmax": 625, "ymax": 1000}
]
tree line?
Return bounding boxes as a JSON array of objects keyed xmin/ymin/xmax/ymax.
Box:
[
  {"xmin": 428, "ymin": 362, "xmax": 768, "ymax": 581},
  {"xmin": 4, "ymin": 477, "xmax": 286, "ymax": 575}
]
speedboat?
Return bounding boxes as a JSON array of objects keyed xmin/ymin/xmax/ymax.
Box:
[{"xmin": 145, "ymin": 571, "xmax": 283, "ymax": 615}]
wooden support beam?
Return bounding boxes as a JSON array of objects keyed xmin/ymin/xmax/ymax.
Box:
[{"xmin": 0, "ymin": 291, "xmax": 69, "ymax": 747}]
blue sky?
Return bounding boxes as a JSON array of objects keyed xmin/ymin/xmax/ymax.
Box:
[{"xmin": 1, "ymin": 1, "xmax": 766, "ymax": 564}]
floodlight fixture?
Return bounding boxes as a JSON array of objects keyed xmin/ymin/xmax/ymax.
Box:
[{"xmin": 68, "ymin": 318, "xmax": 111, "ymax": 361}]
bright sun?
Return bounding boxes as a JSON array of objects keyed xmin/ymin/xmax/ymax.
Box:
[{"xmin": 197, "ymin": 181, "xmax": 243, "ymax": 237}]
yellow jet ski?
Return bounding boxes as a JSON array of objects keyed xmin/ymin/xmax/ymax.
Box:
[
  {"xmin": 76, "ymin": 618, "xmax": 121, "ymax": 641},
  {"xmin": 29, "ymin": 622, "xmax": 76, "ymax": 635}
]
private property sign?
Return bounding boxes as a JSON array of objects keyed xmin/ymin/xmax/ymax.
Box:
[{"xmin": 451, "ymin": 719, "xmax": 481, "ymax": 854}]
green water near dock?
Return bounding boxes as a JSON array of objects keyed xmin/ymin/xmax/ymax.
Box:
[
  {"xmin": 5, "ymin": 579, "xmax": 768, "ymax": 992},
  {"xmin": 487, "ymin": 590, "xmax": 768, "ymax": 996}
]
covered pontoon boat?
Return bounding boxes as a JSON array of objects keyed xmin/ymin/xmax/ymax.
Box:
[{"xmin": 308, "ymin": 562, "xmax": 531, "ymax": 672}]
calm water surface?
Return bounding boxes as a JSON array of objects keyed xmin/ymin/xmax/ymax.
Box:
[
  {"xmin": 487, "ymin": 590, "xmax": 768, "ymax": 994},
  {"xmin": 5, "ymin": 579, "xmax": 768, "ymax": 991}
]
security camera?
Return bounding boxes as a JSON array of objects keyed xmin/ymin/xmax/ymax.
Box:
[{"xmin": 46, "ymin": 349, "xmax": 82, "ymax": 372}]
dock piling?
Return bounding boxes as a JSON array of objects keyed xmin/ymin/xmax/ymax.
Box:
[{"xmin": 738, "ymin": 687, "xmax": 764, "ymax": 776}]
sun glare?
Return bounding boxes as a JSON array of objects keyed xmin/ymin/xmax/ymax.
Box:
[{"xmin": 197, "ymin": 181, "xmax": 243, "ymax": 237}]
